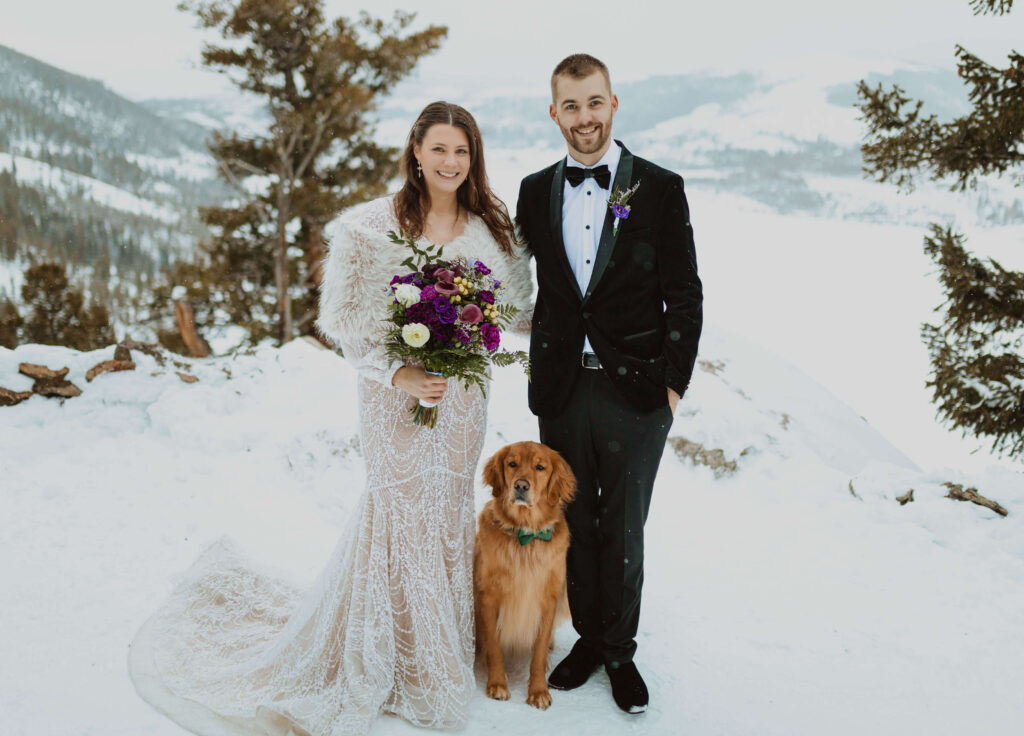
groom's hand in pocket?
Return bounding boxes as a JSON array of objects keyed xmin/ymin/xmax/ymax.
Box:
[
  {"xmin": 667, "ymin": 387, "xmax": 680, "ymax": 415},
  {"xmin": 393, "ymin": 366, "xmax": 448, "ymax": 403}
]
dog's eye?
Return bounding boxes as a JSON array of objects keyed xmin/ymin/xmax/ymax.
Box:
[
  {"xmin": 508, "ymin": 461, "xmax": 517, "ymax": 468},
  {"xmin": 535, "ymin": 464, "xmax": 545, "ymax": 471}
]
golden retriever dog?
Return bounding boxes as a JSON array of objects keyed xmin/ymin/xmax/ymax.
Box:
[{"xmin": 474, "ymin": 441, "xmax": 576, "ymax": 710}]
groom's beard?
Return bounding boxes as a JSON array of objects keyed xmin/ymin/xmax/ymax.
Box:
[{"xmin": 560, "ymin": 121, "xmax": 612, "ymax": 157}]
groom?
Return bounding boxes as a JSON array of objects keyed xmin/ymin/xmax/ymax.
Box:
[{"xmin": 515, "ymin": 54, "xmax": 703, "ymax": 714}]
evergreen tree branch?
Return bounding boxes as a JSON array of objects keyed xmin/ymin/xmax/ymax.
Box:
[
  {"xmin": 970, "ymin": 0, "xmax": 1014, "ymax": 15},
  {"xmin": 164, "ymin": 0, "xmax": 446, "ymax": 348},
  {"xmin": 856, "ymin": 1, "xmax": 1024, "ymax": 459},
  {"xmin": 857, "ymin": 48, "xmax": 1024, "ymax": 190}
]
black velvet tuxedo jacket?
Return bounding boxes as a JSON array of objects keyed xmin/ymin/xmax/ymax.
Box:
[{"xmin": 516, "ymin": 141, "xmax": 703, "ymax": 418}]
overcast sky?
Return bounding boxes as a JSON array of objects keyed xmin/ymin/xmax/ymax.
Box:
[{"xmin": 1, "ymin": 0, "xmax": 1022, "ymax": 100}]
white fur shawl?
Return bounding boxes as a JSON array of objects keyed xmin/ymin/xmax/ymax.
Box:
[{"xmin": 316, "ymin": 196, "xmax": 534, "ymax": 346}]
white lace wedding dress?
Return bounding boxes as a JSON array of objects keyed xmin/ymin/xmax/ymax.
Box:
[{"xmin": 128, "ymin": 196, "xmax": 533, "ymax": 736}]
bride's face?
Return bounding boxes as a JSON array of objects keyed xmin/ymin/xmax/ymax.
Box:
[{"xmin": 413, "ymin": 124, "xmax": 471, "ymax": 197}]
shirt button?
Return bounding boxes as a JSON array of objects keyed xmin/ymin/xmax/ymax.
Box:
[
  {"xmin": 587, "ymin": 191, "xmax": 591, "ymax": 196},
  {"xmin": 585, "ymin": 225, "xmax": 590, "ymax": 230},
  {"xmin": 586, "ymin": 259, "xmax": 591, "ymax": 264}
]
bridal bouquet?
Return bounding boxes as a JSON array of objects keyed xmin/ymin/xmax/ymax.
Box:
[{"xmin": 383, "ymin": 230, "xmax": 529, "ymax": 428}]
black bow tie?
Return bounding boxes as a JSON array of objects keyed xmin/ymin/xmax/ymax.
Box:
[{"xmin": 565, "ymin": 164, "xmax": 611, "ymax": 189}]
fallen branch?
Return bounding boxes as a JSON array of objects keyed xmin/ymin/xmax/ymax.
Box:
[
  {"xmin": 86, "ymin": 360, "xmax": 136, "ymax": 382},
  {"xmin": 668, "ymin": 437, "xmax": 742, "ymax": 478},
  {"xmin": 18, "ymin": 363, "xmax": 69, "ymax": 381},
  {"xmin": 18, "ymin": 362, "xmax": 82, "ymax": 398},
  {"xmin": 0, "ymin": 386, "xmax": 33, "ymax": 406},
  {"xmin": 896, "ymin": 489, "xmax": 914, "ymax": 506},
  {"xmin": 944, "ymin": 482, "xmax": 1008, "ymax": 517},
  {"xmin": 118, "ymin": 338, "xmax": 166, "ymax": 366}
]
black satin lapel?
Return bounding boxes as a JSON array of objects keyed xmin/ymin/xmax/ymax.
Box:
[
  {"xmin": 584, "ymin": 146, "xmax": 634, "ymax": 302},
  {"xmin": 548, "ymin": 160, "xmax": 583, "ymax": 301}
]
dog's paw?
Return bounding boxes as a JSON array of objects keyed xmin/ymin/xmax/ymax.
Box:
[
  {"xmin": 486, "ymin": 681, "xmax": 511, "ymax": 701},
  {"xmin": 526, "ymin": 687, "xmax": 552, "ymax": 710}
]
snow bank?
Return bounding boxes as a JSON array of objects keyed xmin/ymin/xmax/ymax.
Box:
[{"xmin": 1, "ymin": 332, "xmax": 1021, "ymax": 735}]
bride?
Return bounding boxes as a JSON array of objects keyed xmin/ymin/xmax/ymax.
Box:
[{"xmin": 128, "ymin": 101, "xmax": 533, "ymax": 736}]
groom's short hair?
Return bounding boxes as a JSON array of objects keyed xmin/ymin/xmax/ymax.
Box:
[{"xmin": 550, "ymin": 54, "xmax": 611, "ymax": 101}]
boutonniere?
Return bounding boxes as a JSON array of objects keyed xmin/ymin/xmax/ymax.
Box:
[{"xmin": 608, "ymin": 181, "xmax": 641, "ymax": 234}]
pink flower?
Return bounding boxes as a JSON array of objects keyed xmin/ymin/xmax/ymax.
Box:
[
  {"xmin": 434, "ymin": 280, "xmax": 458, "ymax": 296},
  {"xmin": 434, "ymin": 268, "xmax": 455, "ymax": 282},
  {"xmin": 460, "ymin": 304, "xmax": 483, "ymax": 324}
]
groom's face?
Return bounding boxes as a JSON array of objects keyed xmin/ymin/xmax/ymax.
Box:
[{"xmin": 550, "ymin": 71, "xmax": 618, "ymax": 162}]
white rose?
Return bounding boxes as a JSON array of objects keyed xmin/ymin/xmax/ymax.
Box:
[
  {"xmin": 394, "ymin": 283, "xmax": 421, "ymax": 308},
  {"xmin": 401, "ymin": 323, "xmax": 430, "ymax": 348}
]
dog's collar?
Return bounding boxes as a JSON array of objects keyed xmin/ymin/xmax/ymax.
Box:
[{"xmin": 502, "ymin": 524, "xmax": 554, "ymax": 546}]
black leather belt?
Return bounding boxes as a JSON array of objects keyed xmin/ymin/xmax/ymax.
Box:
[{"xmin": 581, "ymin": 352, "xmax": 602, "ymax": 370}]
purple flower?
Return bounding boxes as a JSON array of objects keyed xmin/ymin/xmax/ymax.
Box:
[
  {"xmin": 474, "ymin": 260, "xmax": 491, "ymax": 275},
  {"xmin": 460, "ymin": 304, "xmax": 483, "ymax": 324},
  {"xmin": 492, "ymin": 280, "xmax": 501, "ymax": 290},
  {"xmin": 481, "ymin": 323, "xmax": 500, "ymax": 351},
  {"xmin": 434, "ymin": 298, "xmax": 457, "ymax": 324},
  {"xmin": 406, "ymin": 302, "xmax": 434, "ymax": 324},
  {"xmin": 420, "ymin": 284, "xmax": 438, "ymax": 301},
  {"xmin": 612, "ymin": 204, "xmax": 630, "ymax": 219},
  {"xmin": 390, "ymin": 275, "xmax": 403, "ymax": 286},
  {"xmin": 478, "ymin": 290, "xmax": 495, "ymax": 304},
  {"xmin": 433, "ymin": 322, "xmax": 456, "ymax": 343},
  {"xmin": 456, "ymin": 327, "xmax": 472, "ymax": 344}
]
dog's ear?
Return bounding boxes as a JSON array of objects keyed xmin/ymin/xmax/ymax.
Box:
[
  {"xmin": 483, "ymin": 446, "xmax": 507, "ymax": 498},
  {"xmin": 548, "ymin": 449, "xmax": 577, "ymax": 506}
]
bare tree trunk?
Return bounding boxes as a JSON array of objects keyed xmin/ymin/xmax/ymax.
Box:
[
  {"xmin": 305, "ymin": 221, "xmax": 326, "ymax": 289},
  {"xmin": 174, "ymin": 301, "xmax": 211, "ymax": 358},
  {"xmin": 275, "ymin": 187, "xmax": 292, "ymax": 346}
]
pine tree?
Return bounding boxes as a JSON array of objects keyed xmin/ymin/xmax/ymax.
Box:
[
  {"xmin": 21, "ymin": 262, "xmax": 115, "ymax": 350},
  {"xmin": 856, "ymin": 0, "xmax": 1024, "ymax": 459},
  {"xmin": 172, "ymin": 0, "xmax": 447, "ymax": 346}
]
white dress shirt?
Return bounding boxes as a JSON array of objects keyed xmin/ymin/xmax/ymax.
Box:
[{"xmin": 562, "ymin": 142, "xmax": 621, "ymax": 355}]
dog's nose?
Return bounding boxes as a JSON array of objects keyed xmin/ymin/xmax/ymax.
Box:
[{"xmin": 513, "ymin": 479, "xmax": 531, "ymax": 495}]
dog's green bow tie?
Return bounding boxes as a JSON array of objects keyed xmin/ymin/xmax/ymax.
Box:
[{"xmin": 516, "ymin": 526, "xmax": 554, "ymax": 546}]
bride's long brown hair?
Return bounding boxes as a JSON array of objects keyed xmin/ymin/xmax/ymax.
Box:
[{"xmin": 393, "ymin": 102, "xmax": 517, "ymax": 255}]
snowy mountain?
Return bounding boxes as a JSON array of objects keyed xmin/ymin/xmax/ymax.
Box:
[
  {"xmin": 3, "ymin": 44, "xmax": 1019, "ymax": 315},
  {"xmin": 141, "ymin": 94, "xmax": 271, "ymax": 139},
  {"xmin": 1, "ymin": 328, "xmax": 1021, "ymax": 736},
  {"xmin": 376, "ymin": 59, "xmax": 1021, "ymax": 225},
  {"xmin": 0, "ymin": 44, "xmax": 227, "ymax": 308}
]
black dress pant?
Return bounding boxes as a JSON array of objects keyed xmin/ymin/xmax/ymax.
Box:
[{"xmin": 539, "ymin": 366, "xmax": 673, "ymax": 667}]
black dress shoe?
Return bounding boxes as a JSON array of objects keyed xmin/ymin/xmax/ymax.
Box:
[
  {"xmin": 548, "ymin": 639, "xmax": 602, "ymax": 690},
  {"xmin": 606, "ymin": 661, "xmax": 649, "ymax": 714}
]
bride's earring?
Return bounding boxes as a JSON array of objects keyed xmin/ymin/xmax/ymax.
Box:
[{"xmin": 416, "ymin": 159, "xmax": 423, "ymax": 178}]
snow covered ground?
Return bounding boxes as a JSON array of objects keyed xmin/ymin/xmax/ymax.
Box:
[{"xmin": 1, "ymin": 329, "xmax": 1021, "ymax": 736}]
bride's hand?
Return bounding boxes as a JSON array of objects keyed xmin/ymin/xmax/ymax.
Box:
[{"xmin": 392, "ymin": 366, "xmax": 448, "ymax": 402}]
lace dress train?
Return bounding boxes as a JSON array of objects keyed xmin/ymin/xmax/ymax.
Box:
[
  {"xmin": 129, "ymin": 361, "xmax": 484, "ymax": 736},
  {"xmin": 128, "ymin": 196, "xmax": 533, "ymax": 736}
]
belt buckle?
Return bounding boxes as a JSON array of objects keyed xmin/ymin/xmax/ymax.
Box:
[{"xmin": 581, "ymin": 352, "xmax": 601, "ymax": 370}]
